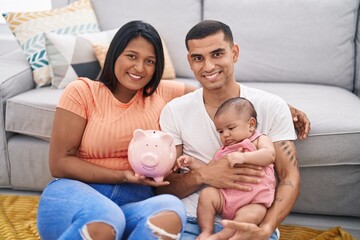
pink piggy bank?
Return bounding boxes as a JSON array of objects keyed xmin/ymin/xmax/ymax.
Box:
[{"xmin": 128, "ymin": 129, "xmax": 176, "ymax": 182}]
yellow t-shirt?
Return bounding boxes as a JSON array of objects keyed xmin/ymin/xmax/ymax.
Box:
[{"xmin": 57, "ymin": 77, "xmax": 185, "ymax": 171}]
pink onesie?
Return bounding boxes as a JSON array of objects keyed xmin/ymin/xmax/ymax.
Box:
[{"xmin": 213, "ymin": 131, "xmax": 275, "ymax": 220}]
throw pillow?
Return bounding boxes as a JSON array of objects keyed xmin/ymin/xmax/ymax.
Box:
[
  {"xmin": 3, "ymin": 0, "xmax": 100, "ymax": 87},
  {"xmin": 93, "ymin": 39, "xmax": 176, "ymax": 79},
  {"xmin": 93, "ymin": 44, "xmax": 108, "ymax": 69},
  {"xmin": 45, "ymin": 29, "xmax": 118, "ymax": 89},
  {"xmin": 162, "ymin": 39, "xmax": 176, "ymax": 79}
]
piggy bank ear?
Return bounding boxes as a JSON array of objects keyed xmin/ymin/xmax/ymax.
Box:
[
  {"xmin": 161, "ymin": 133, "xmax": 174, "ymax": 146},
  {"xmin": 133, "ymin": 129, "xmax": 146, "ymax": 140}
]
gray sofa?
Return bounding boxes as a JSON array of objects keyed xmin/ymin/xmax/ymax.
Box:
[{"xmin": 1, "ymin": 0, "xmax": 359, "ymax": 237}]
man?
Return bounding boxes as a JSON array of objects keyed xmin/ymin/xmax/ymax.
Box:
[{"xmin": 158, "ymin": 20, "xmax": 309, "ymax": 240}]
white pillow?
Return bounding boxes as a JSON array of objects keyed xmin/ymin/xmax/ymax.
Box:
[{"xmin": 45, "ymin": 29, "xmax": 118, "ymax": 89}]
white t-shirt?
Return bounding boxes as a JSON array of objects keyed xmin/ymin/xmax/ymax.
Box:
[{"xmin": 160, "ymin": 83, "xmax": 297, "ymax": 218}]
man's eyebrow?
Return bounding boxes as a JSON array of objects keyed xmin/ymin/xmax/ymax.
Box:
[
  {"xmin": 190, "ymin": 48, "xmax": 226, "ymax": 58},
  {"xmin": 190, "ymin": 53, "xmax": 202, "ymax": 58},
  {"xmin": 211, "ymin": 48, "xmax": 226, "ymax": 54}
]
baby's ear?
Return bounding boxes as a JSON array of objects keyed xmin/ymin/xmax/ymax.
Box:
[{"xmin": 249, "ymin": 117, "xmax": 257, "ymax": 130}]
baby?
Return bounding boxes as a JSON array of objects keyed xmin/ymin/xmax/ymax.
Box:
[{"xmin": 176, "ymin": 97, "xmax": 276, "ymax": 240}]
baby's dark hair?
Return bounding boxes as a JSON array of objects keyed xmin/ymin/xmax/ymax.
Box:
[{"xmin": 215, "ymin": 97, "xmax": 257, "ymax": 123}]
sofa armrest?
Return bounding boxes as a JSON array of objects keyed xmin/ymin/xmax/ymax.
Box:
[
  {"xmin": 0, "ymin": 49, "xmax": 35, "ymax": 101},
  {"xmin": 0, "ymin": 48, "xmax": 34, "ymax": 187}
]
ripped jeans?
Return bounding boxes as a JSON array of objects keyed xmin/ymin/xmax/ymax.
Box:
[{"xmin": 37, "ymin": 178, "xmax": 187, "ymax": 240}]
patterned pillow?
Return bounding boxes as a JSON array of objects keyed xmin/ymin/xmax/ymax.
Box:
[
  {"xmin": 93, "ymin": 39, "xmax": 176, "ymax": 79},
  {"xmin": 93, "ymin": 44, "xmax": 108, "ymax": 69},
  {"xmin": 45, "ymin": 29, "xmax": 118, "ymax": 89},
  {"xmin": 3, "ymin": 0, "xmax": 100, "ymax": 87}
]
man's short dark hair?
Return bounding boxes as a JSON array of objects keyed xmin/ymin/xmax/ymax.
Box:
[{"xmin": 185, "ymin": 20, "xmax": 234, "ymax": 50}]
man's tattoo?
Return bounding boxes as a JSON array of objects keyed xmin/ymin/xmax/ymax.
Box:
[
  {"xmin": 275, "ymin": 181, "xmax": 294, "ymax": 203},
  {"xmin": 280, "ymin": 141, "xmax": 298, "ymax": 168},
  {"xmin": 279, "ymin": 180, "xmax": 294, "ymax": 188}
]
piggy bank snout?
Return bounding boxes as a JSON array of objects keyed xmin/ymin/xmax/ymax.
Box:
[{"xmin": 141, "ymin": 152, "xmax": 159, "ymax": 168}]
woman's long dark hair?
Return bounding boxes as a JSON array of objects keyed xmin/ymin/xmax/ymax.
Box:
[{"xmin": 99, "ymin": 20, "xmax": 164, "ymax": 97}]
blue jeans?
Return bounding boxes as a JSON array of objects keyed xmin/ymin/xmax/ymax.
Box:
[
  {"xmin": 37, "ymin": 178, "xmax": 187, "ymax": 240},
  {"xmin": 181, "ymin": 217, "xmax": 280, "ymax": 240}
]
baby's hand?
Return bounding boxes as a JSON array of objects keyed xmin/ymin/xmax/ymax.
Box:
[
  {"xmin": 227, "ymin": 151, "xmax": 245, "ymax": 167},
  {"xmin": 177, "ymin": 155, "xmax": 192, "ymax": 167},
  {"xmin": 174, "ymin": 155, "xmax": 192, "ymax": 171}
]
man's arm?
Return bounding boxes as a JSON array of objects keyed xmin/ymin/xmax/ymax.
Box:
[
  {"xmin": 259, "ymin": 140, "xmax": 300, "ymax": 235},
  {"xmin": 156, "ymin": 145, "xmax": 265, "ymax": 198}
]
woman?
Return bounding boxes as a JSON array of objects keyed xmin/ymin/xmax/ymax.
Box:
[{"xmin": 36, "ymin": 20, "xmax": 194, "ymax": 240}]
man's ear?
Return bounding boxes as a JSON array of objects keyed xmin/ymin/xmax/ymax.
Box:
[
  {"xmin": 187, "ymin": 53, "xmax": 193, "ymax": 69},
  {"xmin": 232, "ymin": 43, "xmax": 240, "ymax": 63}
]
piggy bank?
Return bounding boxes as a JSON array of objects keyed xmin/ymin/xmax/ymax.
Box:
[{"xmin": 128, "ymin": 129, "xmax": 176, "ymax": 182}]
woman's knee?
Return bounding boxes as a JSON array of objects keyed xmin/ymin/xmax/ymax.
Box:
[
  {"xmin": 81, "ymin": 205, "xmax": 125, "ymax": 239},
  {"xmin": 147, "ymin": 211, "xmax": 182, "ymax": 240},
  {"xmin": 83, "ymin": 222, "xmax": 116, "ymax": 240},
  {"xmin": 146, "ymin": 195, "xmax": 187, "ymax": 239}
]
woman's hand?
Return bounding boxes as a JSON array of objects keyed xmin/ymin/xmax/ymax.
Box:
[
  {"xmin": 288, "ymin": 104, "xmax": 311, "ymax": 140},
  {"xmin": 122, "ymin": 170, "xmax": 170, "ymax": 187}
]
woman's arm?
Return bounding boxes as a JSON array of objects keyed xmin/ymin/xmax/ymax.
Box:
[
  {"xmin": 49, "ymin": 108, "xmax": 168, "ymax": 187},
  {"xmin": 288, "ymin": 104, "xmax": 311, "ymax": 140}
]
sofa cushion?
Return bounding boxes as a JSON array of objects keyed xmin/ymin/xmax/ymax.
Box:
[
  {"xmin": 293, "ymin": 165, "xmax": 360, "ymax": 217},
  {"xmin": 244, "ymin": 82, "xmax": 360, "ymax": 166},
  {"xmin": 3, "ymin": 0, "xmax": 100, "ymax": 87},
  {"xmin": 93, "ymin": 39, "xmax": 176, "ymax": 80},
  {"xmin": 204, "ymin": 0, "xmax": 357, "ymax": 91},
  {"xmin": 45, "ymin": 29, "xmax": 117, "ymax": 89},
  {"xmin": 5, "ymin": 87, "xmax": 62, "ymax": 141}
]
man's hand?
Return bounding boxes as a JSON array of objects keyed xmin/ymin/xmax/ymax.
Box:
[
  {"xmin": 221, "ymin": 220, "xmax": 273, "ymax": 240},
  {"xmin": 198, "ymin": 157, "xmax": 264, "ymax": 191},
  {"xmin": 288, "ymin": 105, "xmax": 310, "ymax": 140}
]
